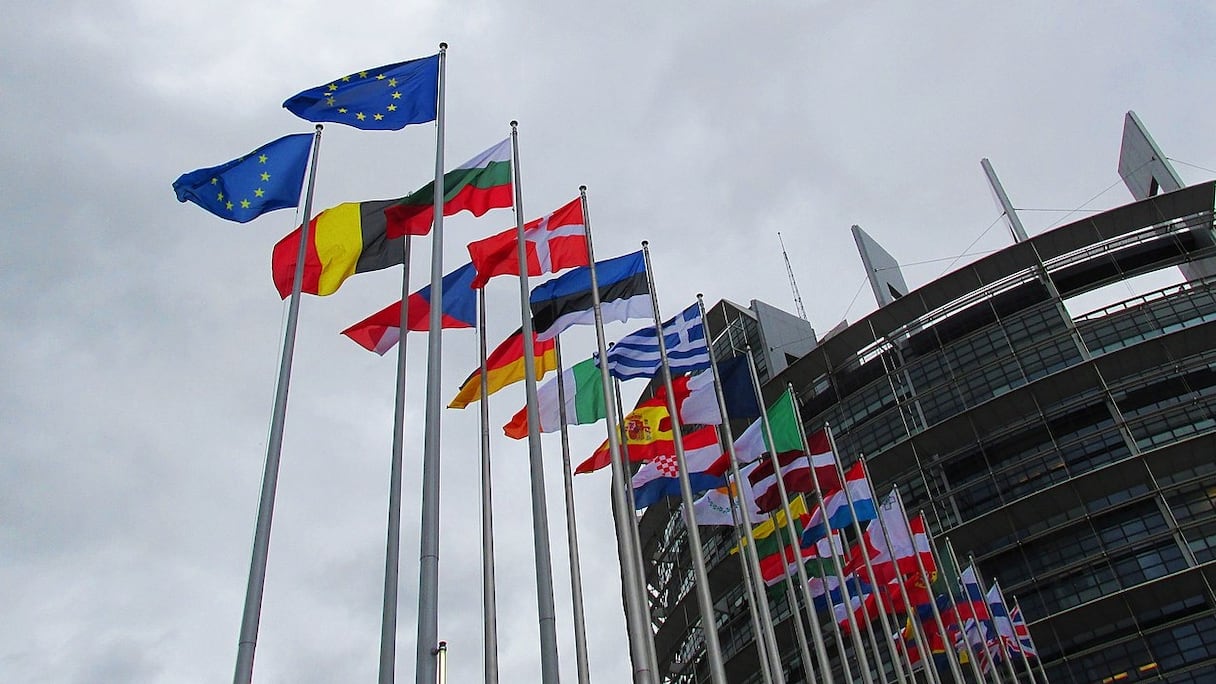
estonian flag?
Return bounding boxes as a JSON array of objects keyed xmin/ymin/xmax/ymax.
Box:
[{"xmin": 529, "ymin": 251, "xmax": 653, "ymax": 341}]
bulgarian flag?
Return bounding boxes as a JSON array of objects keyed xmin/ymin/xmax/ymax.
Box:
[
  {"xmin": 503, "ymin": 356, "xmax": 603, "ymax": 438},
  {"xmin": 467, "ymin": 197, "xmax": 589, "ymax": 288},
  {"xmin": 384, "ymin": 138, "xmax": 513, "ymax": 237},
  {"xmin": 270, "ymin": 138, "xmax": 512, "ymax": 297},
  {"xmin": 448, "ymin": 328, "xmax": 557, "ymax": 409}
]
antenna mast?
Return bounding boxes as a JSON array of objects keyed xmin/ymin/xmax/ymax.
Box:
[{"xmin": 778, "ymin": 232, "xmax": 808, "ymax": 321}]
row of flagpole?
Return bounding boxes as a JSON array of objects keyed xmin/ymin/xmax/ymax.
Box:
[{"xmin": 171, "ymin": 42, "xmax": 1057, "ymax": 684}]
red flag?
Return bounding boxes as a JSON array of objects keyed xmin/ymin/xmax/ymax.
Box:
[{"xmin": 467, "ymin": 198, "xmax": 588, "ymax": 288}]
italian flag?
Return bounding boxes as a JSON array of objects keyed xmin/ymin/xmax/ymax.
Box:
[
  {"xmin": 384, "ymin": 138, "xmax": 513, "ymax": 237},
  {"xmin": 503, "ymin": 356, "xmax": 603, "ymax": 439}
]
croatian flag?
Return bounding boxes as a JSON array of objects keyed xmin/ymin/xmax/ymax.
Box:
[{"xmin": 631, "ymin": 426, "xmax": 727, "ymax": 509}]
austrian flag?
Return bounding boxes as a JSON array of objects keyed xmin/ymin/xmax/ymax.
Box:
[{"xmin": 467, "ymin": 198, "xmax": 588, "ymax": 288}]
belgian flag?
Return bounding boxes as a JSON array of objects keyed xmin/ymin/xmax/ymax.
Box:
[{"xmin": 271, "ymin": 199, "xmax": 404, "ymax": 298}]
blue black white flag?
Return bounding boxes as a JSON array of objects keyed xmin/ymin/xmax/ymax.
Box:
[
  {"xmin": 529, "ymin": 251, "xmax": 652, "ymax": 341},
  {"xmin": 173, "ymin": 133, "xmax": 313, "ymax": 223},
  {"xmin": 606, "ymin": 302, "xmax": 710, "ymax": 381}
]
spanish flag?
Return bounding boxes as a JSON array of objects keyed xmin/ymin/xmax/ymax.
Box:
[
  {"xmin": 575, "ymin": 399, "xmax": 674, "ymax": 474},
  {"xmin": 448, "ymin": 328, "xmax": 557, "ymax": 409}
]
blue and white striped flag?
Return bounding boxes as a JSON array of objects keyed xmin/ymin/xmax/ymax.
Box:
[{"xmin": 606, "ymin": 302, "xmax": 710, "ymax": 381}]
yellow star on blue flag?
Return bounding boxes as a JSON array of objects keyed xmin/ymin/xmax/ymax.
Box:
[
  {"xmin": 173, "ymin": 133, "xmax": 313, "ymax": 223},
  {"xmin": 283, "ymin": 54, "xmax": 439, "ymax": 131}
]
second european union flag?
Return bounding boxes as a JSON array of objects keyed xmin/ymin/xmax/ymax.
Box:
[
  {"xmin": 283, "ymin": 54, "xmax": 440, "ymax": 131},
  {"xmin": 172, "ymin": 133, "xmax": 314, "ymax": 223}
]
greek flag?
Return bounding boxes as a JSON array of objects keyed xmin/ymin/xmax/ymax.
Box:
[{"xmin": 606, "ymin": 302, "xmax": 710, "ymax": 381}]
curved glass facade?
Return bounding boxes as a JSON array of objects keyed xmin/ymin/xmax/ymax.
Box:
[{"xmin": 638, "ymin": 182, "xmax": 1216, "ymax": 682}]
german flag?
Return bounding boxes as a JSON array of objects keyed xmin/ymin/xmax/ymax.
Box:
[
  {"xmin": 448, "ymin": 328, "xmax": 557, "ymax": 409},
  {"xmin": 271, "ymin": 199, "xmax": 403, "ymax": 298}
]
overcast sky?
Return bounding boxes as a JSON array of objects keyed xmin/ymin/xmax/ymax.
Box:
[{"xmin": 4, "ymin": 3, "xmax": 1215, "ymax": 683}]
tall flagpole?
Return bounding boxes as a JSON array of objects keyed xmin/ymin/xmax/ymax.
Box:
[
  {"xmin": 967, "ymin": 550, "xmax": 1016, "ymax": 676},
  {"xmin": 639, "ymin": 241, "xmax": 727, "ymax": 684},
  {"xmin": 509, "ymin": 121, "xmax": 561, "ymax": 683},
  {"xmin": 743, "ymin": 350, "xmax": 836, "ymax": 684},
  {"xmin": 583, "ymin": 188, "xmax": 657, "ymax": 684},
  {"xmin": 477, "ymin": 291, "xmax": 499, "ymax": 684},
  {"xmin": 413, "ymin": 41, "xmax": 448, "ymax": 684},
  {"xmin": 941, "ymin": 538, "xmax": 987, "ymax": 683},
  {"xmin": 987, "ymin": 579, "xmax": 1026, "ymax": 681},
  {"xmin": 726, "ymin": 491, "xmax": 776, "ymax": 684},
  {"xmin": 698, "ymin": 294, "xmax": 787, "ymax": 684},
  {"xmin": 1010, "ymin": 596, "xmax": 1044, "ymax": 684},
  {"xmin": 821, "ymin": 429, "xmax": 909, "ymax": 684},
  {"xmin": 787, "ymin": 404, "xmax": 873, "ymax": 684},
  {"xmin": 611, "ymin": 376, "xmax": 662, "ymax": 676},
  {"xmin": 863, "ymin": 469, "xmax": 940, "ymax": 684},
  {"xmin": 233, "ymin": 123, "xmax": 324, "ymax": 684},
  {"xmin": 380, "ymin": 223, "xmax": 413, "ymax": 682},
  {"xmin": 774, "ymin": 527, "xmax": 816, "ymax": 680},
  {"xmin": 972, "ymin": 555, "xmax": 1019, "ymax": 684},
  {"xmin": 893, "ymin": 488, "xmax": 965, "ymax": 684},
  {"xmin": 553, "ymin": 337, "xmax": 592, "ymax": 684}
]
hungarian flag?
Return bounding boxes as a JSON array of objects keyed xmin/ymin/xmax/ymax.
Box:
[
  {"xmin": 576, "ymin": 396, "xmax": 674, "ymax": 474},
  {"xmin": 383, "ymin": 138, "xmax": 514, "ymax": 237},
  {"xmin": 503, "ymin": 356, "xmax": 603, "ymax": 438},
  {"xmin": 271, "ymin": 198, "xmax": 406, "ymax": 298},
  {"xmin": 342, "ymin": 262, "xmax": 478, "ymax": 354},
  {"xmin": 448, "ymin": 329, "xmax": 556, "ymax": 409},
  {"xmin": 467, "ymin": 198, "xmax": 588, "ymax": 288},
  {"xmin": 630, "ymin": 426, "xmax": 728, "ymax": 509}
]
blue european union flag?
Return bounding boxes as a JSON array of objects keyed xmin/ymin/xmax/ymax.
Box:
[
  {"xmin": 283, "ymin": 54, "xmax": 439, "ymax": 131},
  {"xmin": 173, "ymin": 133, "xmax": 313, "ymax": 223}
]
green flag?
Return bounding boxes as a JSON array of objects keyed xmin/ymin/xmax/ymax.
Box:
[{"xmin": 503, "ymin": 356, "xmax": 603, "ymax": 439}]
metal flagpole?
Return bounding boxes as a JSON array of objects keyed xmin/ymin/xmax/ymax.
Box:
[
  {"xmin": 774, "ymin": 521, "xmax": 816, "ymax": 680},
  {"xmin": 581, "ymin": 188, "xmax": 657, "ymax": 684},
  {"xmin": 863, "ymin": 465, "xmax": 940, "ymax": 684},
  {"xmin": 743, "ymin": 350, "xmax": 837, "ymax": 684},
  {"xmin": 725, "ymin": 488, "xmax": 776, "ymax": 684},
  {"xmin": 233, "ymin": 123, "xmax": 324, "ymax": 684},
  {"xmin": 963, "ymin": 550, "xmax": 1011, "ymax": 676},
  {"xmin": 437, "ymin": 641, "xmax": 448, "ymax": 684},
  {"xmin": 553, "ymin": 337, "xmax": 592, "ymax": 684},
  {"xmin": 972, "ymin": 556, "xmax": 1020, "ymax": 684},
  {"xmin": 697, "ymin": 294, "xmax": 787, "ymax": 684},
  {"xmin": 639, "ymin": 241, "xmax": 727, "ymax": 684},
  {"xmin": 821, "ymin": 429, "xmax": 909, "ymax": 684},
  {"xmin": 380, "ymin": 226, "xmax": 413, "ymax": 683},
  {"xmin": 476, "ymin": 292, "xmax": 500, "ymax": 684},
  {"xmin": 412, "ymin": 41, "xmax": 447, "ymax": 684},
  {"xmin": 1011, "ymin": 596, "xmax": 1045, "ymax": 684},
  {"xmin": 786, "ymin": 406, "xmax": 874, "ymax": 684},
  {"xmin": 611, "ymin": 376, "xmax": 662, "ymax": 677},
  {"xmin": 941, "ymin": 539, "xmax": 989, "ymax": 684},
  {"xmin": 893, "ymin": 489, "xmax": 965, "ymax": 684},
  {"xmin": 508, "ymin": 121, "xmax": 561, "ymax": 683}
]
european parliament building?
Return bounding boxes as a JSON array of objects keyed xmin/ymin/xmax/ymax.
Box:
[{"xmin": 636, "ymin": 114, "xmax": 1216, "ymax": 683}]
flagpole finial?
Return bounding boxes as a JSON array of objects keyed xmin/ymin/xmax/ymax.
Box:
[
  {"xmin": 641, "ymin": 240, "xmax": 649, "ymax": 247},
  {"xmin": 314, "ymin": 124, "xmax": 323, "ymax": 132},
  {"xmin": 439, "ymin": 42, "xmax": 448, "ymax": 49},
  {"xmin": 696, "ymin": 292, "xmax": 703, "ymax": 300},
  {"xmin": 579, "ymin": 185, "xmax": 586, "ymax": 192},
  {"xmin": 510, "ymin": 120, "xmax": 518, "ymax": 128}
]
